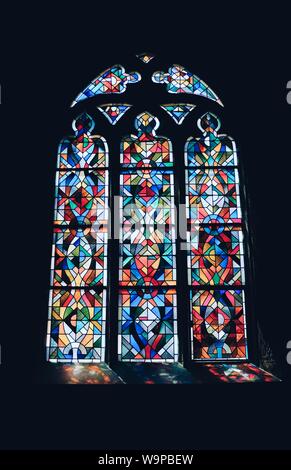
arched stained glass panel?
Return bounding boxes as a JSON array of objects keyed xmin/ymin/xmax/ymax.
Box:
[{"xmin": 118, "ymin": 112, "xmax": 178, "ymax": 362}]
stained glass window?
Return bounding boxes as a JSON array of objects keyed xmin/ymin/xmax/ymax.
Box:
[
  {"xmin": 161, "ymin": 103, "xmax": 196, "ymax": 124},
  {"xmin": 118, "ymin": 112, "xmax": 178, "ymax": 362},
  {"xmin": 47, "ymin": 113, "xmax": 109, "ymax": 362},
  {"xmin": 45, "ymin": 55, "xmax": 276, "ymax": 383},
  {"xmin": 185, "ymin": 112, "xmax": 248, "ymax": 361}
]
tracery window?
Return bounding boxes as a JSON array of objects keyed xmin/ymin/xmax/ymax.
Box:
[{"xmin": 46, "ymin": 54, "xmax": 279, "ymax": 383}]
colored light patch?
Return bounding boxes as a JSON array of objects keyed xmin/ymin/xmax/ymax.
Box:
[
  {"xmin": 161, "ymin": 103, "xmax": 196, "ymax": 124},
  {"xmin": 57, "ymin": 113, "xmax": 108, "ymax": 168},
  {"xmin": 119, "ymin": 113, "xmax": 178, "ymax": 363}
]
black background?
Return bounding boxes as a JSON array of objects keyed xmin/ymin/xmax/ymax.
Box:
[{"xmin": 1, "ymin": 2, "xmax": 291, "ymax": 450}]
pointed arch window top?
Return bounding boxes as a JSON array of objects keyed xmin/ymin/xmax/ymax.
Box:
[
  {"xmin": 71, "ymin": 65, "xmax": 141, "ymax": 107},
  {"xmin": 152, "ymin": 64, "xmax": 223, "ymax": 106}
]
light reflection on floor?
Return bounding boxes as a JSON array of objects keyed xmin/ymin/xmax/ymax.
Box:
[
  {"xmin": 204, "ymin": 363, "xmax": 281, "ymax": 383},
  {"xmin": 60, "ymin": 364, "xmax": 125, "ymax": 384}
]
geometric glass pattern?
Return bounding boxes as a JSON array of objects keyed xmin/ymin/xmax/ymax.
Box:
[
  {"xmin": 186, "ymin": 112, "xmax": 248, "ymax": 360},
  {"xmin": 71, "ymin": 65, "xmax": 141, "ymax": 107},
  {"xmin": 61, "ymin": 364, "xmax": 124, "ymax": 384},
  {"xmin": 47, "ymin": 113, "xmax": 109, "ymax": 363},
  {"xmin": 186, "ymin": 113, "xmax": 237, "ymax": 167},
  {"xmin": 118, "ymin": 112, "xmax": 178, "ymax": 362},
  {"xmin": 161, "ymin": 103, "xmax": 196, "ymax": 124},
  {"xmin": 97, "ymin": 104, "xmax": 132, "ymax": 125},
  {"xmin": 152, "ymin": 64, "xmax": 223, "ymax": 106},
  {"xmin": 136, "ymin": 52, "xmax": 155, "ymax": 64},
  {"xmin": 120, "ymin": 170, "xmax": 175, "ymax": 225},
  {"xmin": 186, "ymin": 168, "xmax": 241, "ymax": 224},
  {"xmin": 54, "ymin": 170, "xmax": 108, "ymax": 227},
  {"xmin": 43, "ymin": 55, "xmax": 279, "ymax": 383},
  {"xmin": 118, "ymin": 288, "xmax": 178, "ymax": 362},
  {"xmin": 190, "ymin": 290, "xmax": 248, "ymax": 360},
  {"xmin": 188, "ymin": 225, "xmax": 245, "ymax": 286},
  {"xmin": 47, "ymin": 289, "xmax": 106, "ymax": 362},
  {"xmin": 204, "ymin": 363, "xmax": 280, "ymax": 383},
  {"xmin": 120, "ymin": 113, "xmax": 173, "ymax": 167},
  {"xmin": 51, "ymin": 227, "xmax": 107, "ymax": 287}
]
